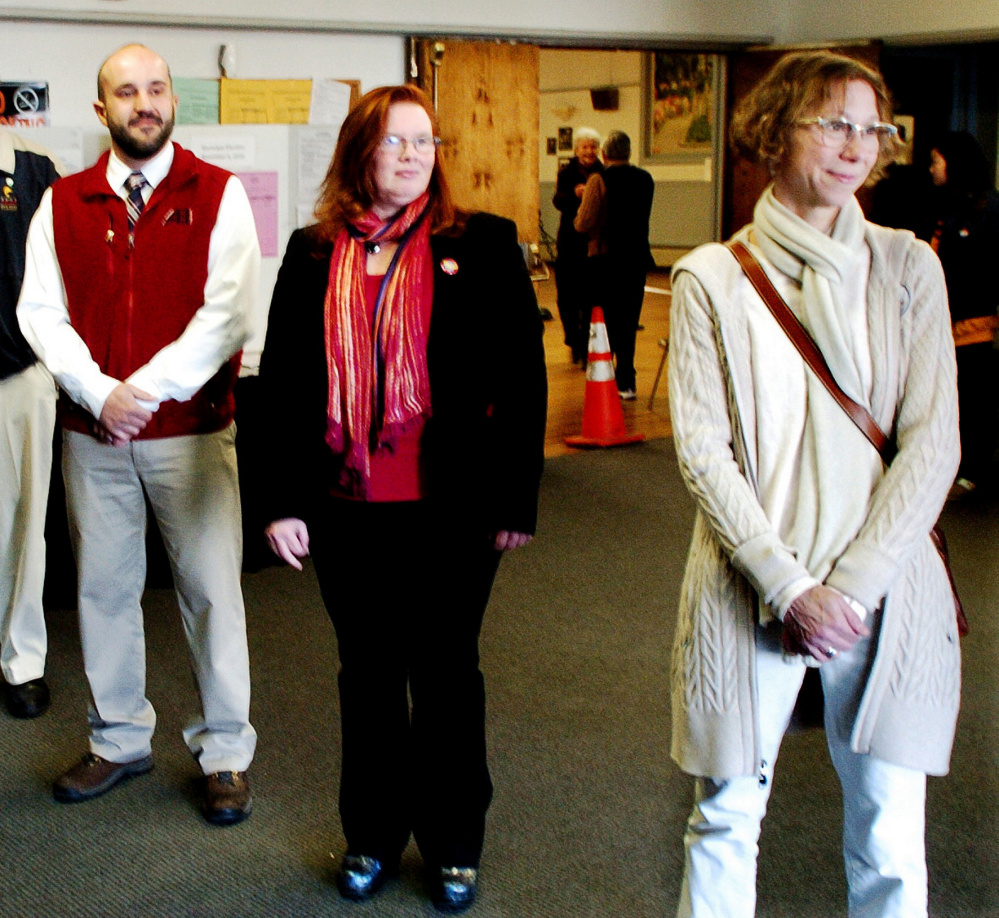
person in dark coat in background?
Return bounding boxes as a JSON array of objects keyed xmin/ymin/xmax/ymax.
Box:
[
  {"xmin": 552, "ymin": 127, "xmax": 603, "ymax": 364},
  {"xmin": 260, "ymin": 84, "xmax": 547, "ymax": 914},
  {"xmin": 920, "ymin": 131, "xmax": 999, "ymax": 499},
  {"xmin": 574, "ymin": 129, "xmax": 655, "ymax": 400}
]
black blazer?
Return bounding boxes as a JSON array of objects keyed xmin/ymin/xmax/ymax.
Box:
[
  {"xmin": 552, "ymin": 155, "xmax": 604, "ymax": 257},
  {"xmin": 602, "ymin": 163, "xmax": 655, "ymax": 269},
  {"xmin": 258, "ymin": 211, "xmax": 548, "ymax": 536}
]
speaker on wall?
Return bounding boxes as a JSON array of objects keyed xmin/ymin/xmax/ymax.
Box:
[{"xmin": 590, "ymin": 87, "xmax": 619, "ymax": 111}]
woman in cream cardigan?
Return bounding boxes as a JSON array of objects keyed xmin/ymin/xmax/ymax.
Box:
[{"xmin": 667, "ymin": 51, "xmax": 960, "ymax": 918}]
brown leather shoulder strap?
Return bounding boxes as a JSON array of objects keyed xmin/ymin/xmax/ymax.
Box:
[{"xmin": 727, "ymin": 240, "xmax": 897, "ymax": 465}]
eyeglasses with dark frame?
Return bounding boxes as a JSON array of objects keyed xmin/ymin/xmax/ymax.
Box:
[
  {"xmin": 380, "ymin": 134, "xmax": 442, "ymax": 155},
  {"xmin": 797, "ymin": 116, "xmax": 898, "ymax": 149}
]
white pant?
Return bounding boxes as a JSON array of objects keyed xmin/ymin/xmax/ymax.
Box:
[
  {"xmin": 62, "ymin": 426, "xmax": 256, "ymax": 773},
  {"xmin": 678, "ymin": 620, "xmax": 928, "ymax": 918},
  {"xmin": 0, "ymin": 362, "xmax": 56, "ymax": 685}
]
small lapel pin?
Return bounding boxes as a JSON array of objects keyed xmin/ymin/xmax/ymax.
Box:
[{"xmin": 440, "ymin": 257, "xmax": 459, "ymax": 275}]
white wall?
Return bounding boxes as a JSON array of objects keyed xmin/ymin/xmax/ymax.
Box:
[
  {"xmin": 6, "ymin": 0, "xmax": 999, "ymax": 54},
  {"xmin": 780, "ymin": 0, "xmax": 999, "ymax": 44},
  {"xmin": 1, "ymin": 21, "xmax": 404, "ymax": 129},
  {"xmin": 1, "ymin": 0, "xmax": 776, "ymax": 44}
]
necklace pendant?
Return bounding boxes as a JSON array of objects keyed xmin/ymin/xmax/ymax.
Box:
[{"xmin": 364, "ymin": 241, "xmax": 381, "ymax": 255}]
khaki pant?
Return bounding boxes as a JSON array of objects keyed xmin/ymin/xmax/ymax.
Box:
[
  {"xmin": 62, "ymin": 425, "xmax": 256, "ymax": 773},
  {"xmin": 0, "ymin": 362, "xmax": 56, "ymax": 685}
]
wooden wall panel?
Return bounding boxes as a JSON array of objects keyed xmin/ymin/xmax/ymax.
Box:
[{"xmin": 416, "ymin": 39, "xmax": 539, "ymax": 243}]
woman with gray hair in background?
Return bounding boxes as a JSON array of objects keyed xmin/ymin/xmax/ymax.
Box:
[
  {"xmin": 552, "ymin": 127, "xmax": 603, "ymax": 364},
  {"xmin": 667, "ymin": 50, "xmax": 960, "ymax": 917}
]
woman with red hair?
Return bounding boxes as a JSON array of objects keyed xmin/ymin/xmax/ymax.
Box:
[{"xmin": 260, "ymin": 84, "xmax": 547, "ymax": 912}]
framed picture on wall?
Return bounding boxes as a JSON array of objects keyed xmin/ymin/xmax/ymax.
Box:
[
  {"xmin": 642, "ymin": 52, "xmax": 720, "ymax": 164},
  {"xmin": 558, "ymin": 127, "xmax": 573, "ymax": 151}
]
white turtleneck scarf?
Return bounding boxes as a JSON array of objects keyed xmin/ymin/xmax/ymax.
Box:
[{"xmin": 746, "ymin": 187, "xmax": 884, "ymax": 618}]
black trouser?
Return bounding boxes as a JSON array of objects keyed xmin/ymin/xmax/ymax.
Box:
[
  {"xmin": 310, "ymin": 498, "xmax": 501, "ymax": 869},
  {"xmin": 591, "ymin": 255, "xmax": 647, "ymax": 392},
  {"xmin": 956, "ymin": 341, "xmax": 999, "ymax": 486},
  {"xmin": 555, "ymin": 250, "xmax": 593, "ymax": 358}
]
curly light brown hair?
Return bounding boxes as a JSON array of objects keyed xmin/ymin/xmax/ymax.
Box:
[
  {"xmin": 313, "ymin": 83, "xmax": 463, "ymax": 241},
  {"xmin": 730, "ymin": 50, "xmax": 899, "ymax": 184}
]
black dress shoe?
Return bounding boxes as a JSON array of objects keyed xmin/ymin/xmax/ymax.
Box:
[
  {"xmin": 335, "ymin": 854, "xmax": 392, "ymax": 901},
  {"xmin": 3, "ymin": 677, "xmax": 50, "ymax": 719},
  {"xmin": 431, "ymin": 866, "xmax": 478, "ymax": 913}
]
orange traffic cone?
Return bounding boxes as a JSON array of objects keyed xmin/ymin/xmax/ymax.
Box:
[{"xmin": 565, "ymin": 306, "xmax": 645, "ymax": 449}]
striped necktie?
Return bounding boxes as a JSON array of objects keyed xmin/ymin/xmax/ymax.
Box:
[{"xmin": 125, "ymin": 171, "xmax": 147, "ymax": 243}]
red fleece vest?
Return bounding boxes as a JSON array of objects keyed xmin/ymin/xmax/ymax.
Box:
[{"xmin": 52, "ymin": 144, "xmax": 240, "ymax": 439}]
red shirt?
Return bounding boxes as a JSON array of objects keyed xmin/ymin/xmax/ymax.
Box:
[{"xmin": 330, "ymin": 272, "xmax": 431, "ymax": 502}]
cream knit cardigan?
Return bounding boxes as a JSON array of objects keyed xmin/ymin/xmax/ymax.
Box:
[{"xmin": 667, "ymin": 220, "xmax": 961, "ymax": 778}]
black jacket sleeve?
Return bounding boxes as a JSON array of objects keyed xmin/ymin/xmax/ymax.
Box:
[
  {"xmin": 553, "ymin": 159, "xmax": 581, "ymax": 214},
  {"xmin": 256, "ymin": 227, "xmax": 334, "ymax": 526},
  {"xmin": 426, "ymin": 213, "xmax": 548, "ymax": 535}
]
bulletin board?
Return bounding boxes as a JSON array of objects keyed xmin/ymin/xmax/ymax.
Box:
[{"xmin": 171, "ymin": 123, "xmax": 344, "ymax": 367}]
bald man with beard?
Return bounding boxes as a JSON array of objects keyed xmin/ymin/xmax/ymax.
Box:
[{"xmin": 17, "ymin": 44, "xmax": 261, "ymax": 825}]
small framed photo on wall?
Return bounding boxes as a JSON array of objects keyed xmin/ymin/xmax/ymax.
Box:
[{"xmin": 558, "ymin": 127, "xmax": 573, "ymax": 152}]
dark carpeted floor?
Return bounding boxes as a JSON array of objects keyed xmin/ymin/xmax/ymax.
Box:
[{"xmin": 1, "ymin": 439, "xmax": 996, "ymax": 917}]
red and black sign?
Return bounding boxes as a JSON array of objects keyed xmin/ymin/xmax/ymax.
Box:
[{"xmin": 0, "ymin": 82, "xmax": 50, "ymax": 127}]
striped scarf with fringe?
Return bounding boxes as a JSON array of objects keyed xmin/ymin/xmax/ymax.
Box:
[{"xmin": 324, "ymin": 192, "xmax": 433, "ymax": 497}]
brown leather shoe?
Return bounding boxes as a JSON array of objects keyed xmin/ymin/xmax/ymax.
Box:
[
  {"xmin": 53, "ymin": 752, "xmax": 153, "ymax": 802},
  {"xmin": 202, "ymin": 771, "xmax": 252, "ymax": 826}
]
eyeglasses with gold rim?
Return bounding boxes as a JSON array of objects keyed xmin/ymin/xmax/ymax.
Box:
[{"xmin": 380, "ymin": 134, "xmax": 442, "ymax": 154}]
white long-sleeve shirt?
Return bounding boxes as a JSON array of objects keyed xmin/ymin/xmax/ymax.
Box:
[{"xmin": 17, "ymin": 141, "xmax": 261, "ymax": 421}]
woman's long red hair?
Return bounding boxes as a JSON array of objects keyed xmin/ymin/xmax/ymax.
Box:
[{"xmin": 313, "ymin": 83, "xmax": 462, "ymax": 242}]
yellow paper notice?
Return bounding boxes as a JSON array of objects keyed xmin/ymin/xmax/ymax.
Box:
[{"xmin": 220, "ymin": 79, "xmax": 312, "ymax": 124}]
